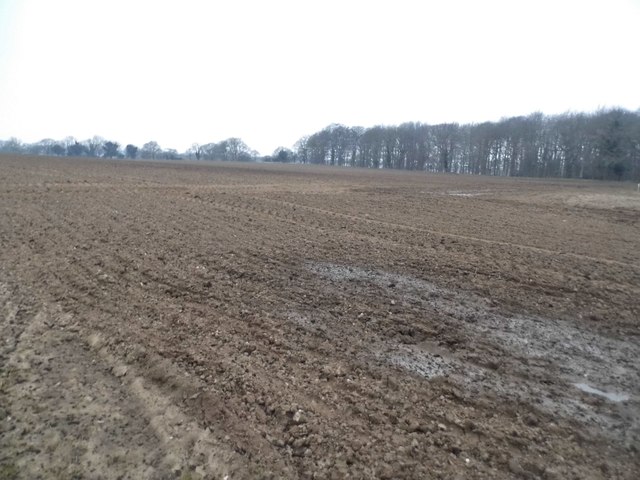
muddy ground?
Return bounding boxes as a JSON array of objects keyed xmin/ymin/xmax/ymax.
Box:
[{"xmin": 1, "ymin": 155, "xmax": 639, "ymax": 479}]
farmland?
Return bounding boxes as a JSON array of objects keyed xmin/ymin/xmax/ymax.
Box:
[{"xmin": 1, "ymin": 155, "xmax": 639, "ymax": 479}]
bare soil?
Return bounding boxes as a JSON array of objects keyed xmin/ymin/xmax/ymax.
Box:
[{"xmin": 1, "ymin": 155, "xmax": 639, "ymax": 479}]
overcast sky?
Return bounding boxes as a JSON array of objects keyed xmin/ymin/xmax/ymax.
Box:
[{"xmin": 0, "ymin": 0, "xmax": 639, "ymax": 155}]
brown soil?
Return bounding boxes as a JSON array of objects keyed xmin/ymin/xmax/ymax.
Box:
[{"xmin": 1, "ymin": 155, "xmax": 639, "ymax": 479}]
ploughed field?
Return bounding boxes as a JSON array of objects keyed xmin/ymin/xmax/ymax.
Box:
[{"xmin": 1, "ymin": 155, "xmax": 639, "ymax": 479}]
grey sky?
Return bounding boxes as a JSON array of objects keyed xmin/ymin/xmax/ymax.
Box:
[{"xmin": 0, "ymin": 0, "xmax": 639, "ymax": 155}]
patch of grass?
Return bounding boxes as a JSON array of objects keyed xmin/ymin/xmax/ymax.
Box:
[{"xmin": 0, "ymin": 463, "xmax": 19, "ymax": 480}]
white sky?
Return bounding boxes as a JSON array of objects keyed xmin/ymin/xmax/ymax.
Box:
[{"xmin": 0, "ymin": 0, "xmax": 639, "ymax": 155}]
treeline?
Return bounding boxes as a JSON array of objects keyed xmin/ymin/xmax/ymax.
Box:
[
  {"xmin": 0, "ymin": 136, "xmax": 181, "ymax": 160},
  {"xmin": 186, "ymin": 138, "xmax": 258, "ymax": 162},
  {"xmin": 292, "ymin": 109, "xmax": 640, "ymax": 181},
  {"xmin": 2, "ymin": 109, "xmax": 639, "ymax": 180},
  {"xmin": 0, "ymin": 136, "xmax": 258, "ymax": 162}
]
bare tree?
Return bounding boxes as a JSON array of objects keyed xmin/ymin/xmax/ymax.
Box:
[
  {"xmin": 84, "ymin": 136, "xmax": 105, "ymax": 157},
  {"xmin": 141, "ymin": 141, "xmax": 161, "ymax": 159},
  {"xmin": 187, "ymin": 143, "xmax": 202, "ymax": 161},
  {"xmin": 225, "ymin": 138, "xmax": 251, "ymax": 162}
]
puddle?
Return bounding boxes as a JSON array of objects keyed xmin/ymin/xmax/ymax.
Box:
[
  {"xmin": 307, "ymin": 262, "xmax": 639, "ymax": 395},
  {"xmin": 574, "ymin": 383, "xmax": 630, "ymax": 403},
  {"xmin": 386, "ymin": 349, "xmax": 453, "ymax": 379},
  {"xmin": 446, "ymin": 191, "xmax": 486, "ymax": 197},
  {"xmin": 307, "ymin": 262, "xmax": 640, "ymax": 441}
]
